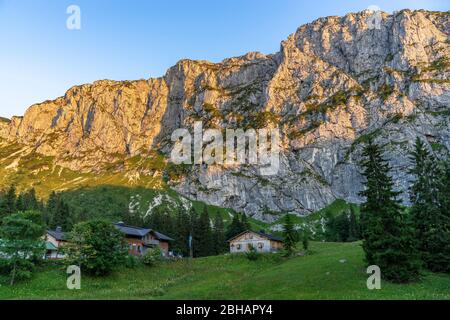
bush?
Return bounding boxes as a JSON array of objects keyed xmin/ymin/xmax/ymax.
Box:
[
  {"xmin": 302, "ymin": 234, "xmax": 309, "ymax": 251},
  {"xmin": 65, "ymin": 219, "xmax": 128, "ymax": 276},
  {"xmin": 0, "ymin": 211, "xmax": 46, "ymax": 285},
  {"xmin": 142, "ymin": 247, "xmax": 163, "ymax": 266},
  {"xmin": 125, "ymin": 255, "xmax": 139, "ymax": 269},
  {"xmin": 245, "ymin": 245, "xmax": 259, "ymax": 261}
]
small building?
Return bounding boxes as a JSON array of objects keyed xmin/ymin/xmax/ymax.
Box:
[
  {"xmin": 45, "ymin": 227, "xmax": 68, "ymax": 259},
  {"xmin": 114, "ymin": 222, "xmax": 174, "ymax": 256},
  {"xmin": 228, "ymin": 230, "xmax": 284, "ymax": 253}
]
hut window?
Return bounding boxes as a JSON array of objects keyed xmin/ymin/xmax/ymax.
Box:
[
  {"xmin": 236, "ymin": 244, "xmax": 241, "ymax": 250},
  {"xmin": 258, "ymin": 242, "xmax": 264, "ymax": 249}
]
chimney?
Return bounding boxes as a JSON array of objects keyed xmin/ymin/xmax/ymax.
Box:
[
  {"xmin": 116, "ymin": 221, "xmax": 125, "ymax": 226},
  {"xmin": 56, "ymin": 226, "xmax": 62, "ymax": 232}
]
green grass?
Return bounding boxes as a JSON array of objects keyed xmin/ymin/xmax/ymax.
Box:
[{"xmin": 1, "ymin": 242, "xmax": 448, "ymax": 300}]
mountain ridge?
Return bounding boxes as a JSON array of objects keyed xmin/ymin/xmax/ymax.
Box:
[{"xmin": 0, "ymin": 9, "xmax": 449, "ymax": 221}]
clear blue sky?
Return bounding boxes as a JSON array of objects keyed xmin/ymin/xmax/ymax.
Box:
[{"xmin": 0, "ymin": 0, "xmax": 448, "ymax": 118}]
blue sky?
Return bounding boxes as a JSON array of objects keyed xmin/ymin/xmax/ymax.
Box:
[{"xmin": 0, "ymin": 0, "xmax": 448, "ymax": 118}]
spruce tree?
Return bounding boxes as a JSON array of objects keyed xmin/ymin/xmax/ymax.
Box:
[
  {"xmin": 22, "ymin": 189, "xmax": 39, "ymax": 211},
  {"xmin": 334, "ymin": 213, "xmax": 350, "ymax": 242},
  {"xmin": 194, "ymin": 206, "xmax": 213, "ymax": 257},
  {"xmin": 241, "ymin": 213, "xmax": 251, "ymax": 230},
  {"xmin": 212, "ymin": 214, "xmax": 227, "ymax": 255},
  {"xmin": 359, "ymin": 139, "xmax": 420, "ymax": 283},
  {"xmin": 282, "ymin": 214, "xmax": 298, "ymax": 256},
  {"xmin": 1, "ymin": 185, "xmax": 17, "ymax": 216},
  {"xmin": 324, "ymin": 213, "xmax": 338, "ymax": 241},
  {"xmin": 49, "ymin": 198, "xmax": 72, "ymax": 230},
  {"xmin": 188, "ymin": 207, "xmax": 198, "ymax": 257},
  {"xmin": 226, "ymin": 213, "xmax": 246, "ymax": 240},
  {"xmin": 174, "ymin": 208, "xmax": 192, "ymax": 256},
  {"xmin": 16, "ymin": 193, "xmax": 25, "ymax": 212},
  {"xmin": 409, "ymin": 138, "xmax": 449, "ymax": 273},
  {"xmin": 348, "ymin": 207, "xmax": 360, "ymax": 241},
  {"xmin": 44, "ymin": 191, "xmax": 59, "ymax": 226}
]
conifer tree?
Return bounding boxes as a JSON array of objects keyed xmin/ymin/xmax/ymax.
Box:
[
  {"xmin": 409, "ymin": 138, "xmax": 449, "ymax": 273},
  {"xmin": 194, "ymin": 206, "xmax": 213, "ymax": 257},
  {"xmin": 16, "ymin": 193, "xmax": 25, "ymax": 212},
  {"xmin": 212, "ymin": 214, "xmax": 227, "ymax": 255},
  {"xmin": 22, "ymin": 189, "xmax": 39, "ymax": 211},
  {"xmin": 44, "ymin": 191, "xmax": 59, "ymax": 226},
  {"xmin": 359, "ymin": 139, "xmax": 420, "ymax": 283},
  {"xmin": 226, "ymin": 213, "xmax": 246, "ymax": 240},
  {"xmin": 174, "ymin": 208, "xmax": 192, "ymax": 256},
  {"xmin": 348, "ymin": 207, "xmax": 360, "ymax": 241},
  {"xmin": 49, "ymin": 198, "xmax": 72, "ymax": 230},
  {"xmin": 282, "ymin": 214, "xmax": 298, "ymax": 256},
  {"xmin": 241, "ymin": 213, "xmax": 251, "ymax": 230},
  {"xmin": 0, "ymin": 185, "xmax": 17, "ymax": 218}
]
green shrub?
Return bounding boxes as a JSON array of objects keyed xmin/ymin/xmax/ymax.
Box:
[
  {"xmin": 65, "ymin": 219, "xmax": 128, "ymax": 276},
  {"xmin": 142, "ymin": 247, "xmax": 163, "ymax": 266},
  {"xmin": 125, "ymin": 255, "xmax": 139, "ymax": 269},
  {"xmin": 245, "ymin": 245, "xmax": 259, "ymax": 261}
]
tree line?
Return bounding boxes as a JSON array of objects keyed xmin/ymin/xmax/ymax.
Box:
[
  {"xmin": 0, "ymin": 186, "xmax": 256, "ymax": 259},
  {"xmin": 359, "ymin": 137, "xmax": 449, "ymax": 282}
]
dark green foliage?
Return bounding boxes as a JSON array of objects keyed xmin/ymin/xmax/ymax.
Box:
[
  {"xmin": 146, "ymin": 207, "xmax": 175, "ymax": 238},
  {"xmin": 301, "ymin": 232, "xmax": 309, "ymax": 251},
  {"xmin": 173, "ymin": 208, "xmax": 192, "ymax": 257},
  {"xmin": 59, "ymin": 186, "xmax": 130, "ymax": 224},
  {"xmin": 65, "ymin": 220, "xmax": 128, "ymax": 276},
  {"xmin": 16, "ymin": 189, "xmax": 41, "ymax": 212},
  {"xmin": 194, "ymin": 207, "xmax": 213, "ymax": 257},
  {"xmin": 225, "ymin": 213, "xmax": 248, "ymax": 240},
  {"xmin": 49, "ymin": 197, "xmax": 72, "ymax": 231},
  {"xmin": 245, "ymin": 244, "xmax": 259, "ymax": 261},
  {"xmin": 348, "ymin": 207, "xmax": 361, "ymax": 241},
  {"xmin": 0, "ymin": 185, "xmax": 17, "ymax": 219},
  {"xmin": 0, "ymin": 187, "xmax": 44, "ymax": 225},
  {"xmin": 241, "ymin": 213, "xmax": 251, "ymax": 230},
  {"xmin": 325, "ymin": 208, "xmax": 361, "ymax": 242},
  {"xmin": 409, "ymin": 138, "xmax": 450, "ymax": 273},
  {"xmin": 124, "ymin": 255, "xmax": 139, "ymax": 269},
  {"xmin": 212, "ymin": 214, "xmax": 227, "ymax": 255},
  {"xmin": 283, "ymin": 214, "xmax": 298, "ymax": 256},
  {"xmin": 0, "ymin": 210, "xmax": 46, "ymax": 285},
  {"xmin": 142, "ymin": 247, "xmax": 163, "ymax": 266},
  {"xmin": 359, "ymin": 139, "xmax": 421, "ymax": 283}
]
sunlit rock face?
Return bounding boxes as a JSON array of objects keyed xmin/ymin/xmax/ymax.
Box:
[{"xmin": 1, "ymin": 10, "xmax": 449, "ymax": 221}]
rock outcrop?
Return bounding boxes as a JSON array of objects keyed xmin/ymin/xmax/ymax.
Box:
[{"xmin": 1, "ymin": 9, "xmax": 449, "ymax": 221}]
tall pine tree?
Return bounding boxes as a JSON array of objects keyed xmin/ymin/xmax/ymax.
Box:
[
  {"xmin": 174, "ymin": 208, "xmax": 192, "ymax": 256},
  {"xmin": 282, "ymin": 214, "xmax": 298, "ymax": 255},
  {"xmin": 409, "ymin": 138, "xmax": 449, "ymax": 273},
  {"xmin": 226, "ymin": 213, "xmax": 247, "ymax": 240},
  {"xmin": 359, "ymin": 139, "xmax": 420, "ymax": 283},
  {"xmin": 0, "ymin": 185, "xmax": 17, "ymax": 218},
  {"xmin": 212, "ymin": 214, "xmax": 227, "ymax": 255},
  {"xmin": 49, "ymin": 198, "xmax": 72, "ymax": 230},
  {"xmin": 194, "ymin": 206, "xmax": 213, "ymax": 257}
]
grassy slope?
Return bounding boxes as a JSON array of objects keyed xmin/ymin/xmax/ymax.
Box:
[{"xmin": 1, "ymin": 242, "xmax": 448, "ymax": 300}]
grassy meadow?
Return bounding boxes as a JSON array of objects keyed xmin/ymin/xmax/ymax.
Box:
[{"xmin": 1, "ymin": 242, "xmax": 448, "ymax": 300}]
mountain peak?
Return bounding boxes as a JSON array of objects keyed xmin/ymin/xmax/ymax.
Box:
[{"xmin": 0, "ymin": 9, "xmax": 448, "ymax": 221}]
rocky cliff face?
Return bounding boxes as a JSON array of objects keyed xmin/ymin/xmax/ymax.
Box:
[{"xmin": 1, "ymin": 9, "xmax": 449, "ymax": 221}]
